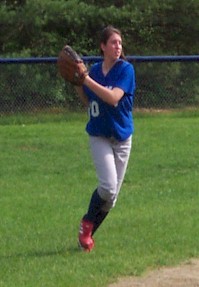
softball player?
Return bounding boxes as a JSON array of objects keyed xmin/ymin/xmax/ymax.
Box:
[{"xmin": 75, "ymin": 25, "xmax": 136, "ymax": 252}]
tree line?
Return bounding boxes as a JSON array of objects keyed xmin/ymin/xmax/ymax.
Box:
[
  {"xmin": 0, "ymin": 0, "xmax": 198, "ymax": 112},
  {"xmin": 1, "ymin": 0, "xmax": 199, "ymax": 57}
]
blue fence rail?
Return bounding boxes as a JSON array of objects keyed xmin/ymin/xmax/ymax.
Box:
[
  {"xmin": 1, "ymin": 55, "xmax": 199, "ymax": 64},
  {"xmin": 0, "ymin": 55, "xmax": 199, "ymax": 113}
]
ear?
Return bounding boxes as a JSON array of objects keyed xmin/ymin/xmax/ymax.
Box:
[{"xmin": 100, "ymin": 43, "xmax": 105, "ymax": 53}]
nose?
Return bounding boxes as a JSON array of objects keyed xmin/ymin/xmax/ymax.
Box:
[{"xmin": 116, "ymin": 41, "xmax": 122, "ymax": 49}]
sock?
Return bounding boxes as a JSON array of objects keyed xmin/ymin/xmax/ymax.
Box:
[
  {"xmin": 83, "ymin": 189, "xmax": 106, "ymax": 223},
  {"xmin": 92, "ymin": 210, "xmax": 109, "ymax": 235}
]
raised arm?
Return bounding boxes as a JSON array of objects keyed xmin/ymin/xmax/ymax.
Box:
[
  {"xmin": 74, "ymin": 85, "xmax": 89, "ymax": 107},
  {"xmin": 83, "ymin": 75, "xmax": 124, "ymax": 106}
]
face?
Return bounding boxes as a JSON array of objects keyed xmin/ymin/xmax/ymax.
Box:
[{"xmin": 101, "ymin": 32, "xmax": 122, "ymax": 61}]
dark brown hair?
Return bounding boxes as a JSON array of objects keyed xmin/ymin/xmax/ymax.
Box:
[{"xmin": 100, "ymin": 25, "xmax": 126, "ymax": 60}]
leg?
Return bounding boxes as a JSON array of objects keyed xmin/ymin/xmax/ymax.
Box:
[
  {"xmin": 89, "ymin": 136, "xmax": 118, "ymax": 204},
  {"xmin": 91, "ymin": 136, "xmax": 132, "ymax": 234},
  {"xmin": 79, "ymin": 136, "xmax": 118, "ymax": 250},
  {"xmin": 83, "ymin": 189, "xmax": 106, "ymax": 222},
  {"xmin": 79, "ymin": 189, "xmax": 105, "ymax": 251},
  {"xmin": 88, "ymin": 136, "xmax": 119, "ymax": 234},
  {"xmin": 111, "ymin": 136, "xmax": 132, "ymax": 207},
  {"xmin": 92, "ymin": 209, "xmax": 109, "ymax": 235}
]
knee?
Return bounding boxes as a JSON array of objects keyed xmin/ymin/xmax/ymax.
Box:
[
  {"xmin": 97, "ymin": 184, "xmax": 117, "ymax": 212},
  {"xmin": 97, "ymin": 183, "xmax": 116, "ymax": 202}
]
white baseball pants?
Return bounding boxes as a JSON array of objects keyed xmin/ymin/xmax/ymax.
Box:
[{"xmin": 89, "ymin": 135, "xmax": 132, "ymax": 212}]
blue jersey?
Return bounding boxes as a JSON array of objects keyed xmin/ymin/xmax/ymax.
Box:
[{"xmin": 83, "ymin": 59, "xmax": 136, "ymax": 141}]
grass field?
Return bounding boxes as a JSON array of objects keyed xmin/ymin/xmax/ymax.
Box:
[{"xmin": 0, "ymin": 110, "xmax": 199, "ymax": 287}]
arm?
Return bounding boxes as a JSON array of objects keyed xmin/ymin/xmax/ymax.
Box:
[
  {"xmin": 83, "ymin": 75, "xmax": 124, "ymax": 106},
  {"xmin": 74, "ymin": 86, "xmax": 89, "ymax": 107}
]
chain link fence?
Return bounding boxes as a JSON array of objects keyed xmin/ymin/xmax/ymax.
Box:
[{"xmin": 0, "ymin": 56, "xmax": 199, "ymax": 115}]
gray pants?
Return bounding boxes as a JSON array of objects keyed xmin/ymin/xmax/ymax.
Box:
[{"xmin": 89, "ymin": 135, "xmax": 132, "ymax": 212}]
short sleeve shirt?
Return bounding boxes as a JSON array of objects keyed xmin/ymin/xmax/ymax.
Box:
[{"xmin": 83, "ymin": 59, "xmax": 136, "ymax": 141}]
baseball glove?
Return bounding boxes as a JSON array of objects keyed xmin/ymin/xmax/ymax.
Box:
[{"xmin": 57, "ymin": 45, "xmax": 88, "ymax": 86}]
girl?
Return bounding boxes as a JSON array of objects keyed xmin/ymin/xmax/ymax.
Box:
[{"xmin": 75, "ymin": 25, "xmax": 136, "ymax": 252}]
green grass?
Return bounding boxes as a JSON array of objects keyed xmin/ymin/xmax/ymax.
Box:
[{"xmin": 0, "ymin": 110, "xmax": 199, "ymax": 287}]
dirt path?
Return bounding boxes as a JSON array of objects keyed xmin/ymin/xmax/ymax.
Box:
[{"xmin": 108, "ymin": 259, "xmax": 199, "ymax": 287}]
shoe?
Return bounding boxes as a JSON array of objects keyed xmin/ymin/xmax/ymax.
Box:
[{"xmin": 78, "ymin": 219, "xmax": 94, "ymax": 252}]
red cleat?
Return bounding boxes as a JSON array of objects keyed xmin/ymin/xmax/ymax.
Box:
[{"xmin": 78, "ymin": 219, "xmax": 94, "ymax": 252}]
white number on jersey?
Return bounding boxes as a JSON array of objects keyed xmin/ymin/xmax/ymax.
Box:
[{"xmin": 89, "ymin": 101, "xmax": 100, "ymax": 117}]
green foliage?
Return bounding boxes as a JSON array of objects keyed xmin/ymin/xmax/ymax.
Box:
[
  {"xmin": 1, "ymin": 59, "xmax": 199, "ymax": 112},
  {"xmin": 0, "ymin": 0, "xmax": 199, "ymax": 56},
  {"xmin": 135, "ymin": 61, "xmax": 199, "ymax": 108},
  {"xmin": 0, "ymin": 0, "xmax": 199, "ymax": 111},
  {"xmin": 0, "ymin": 62, "xmax": 78, "ymax": 112}
]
